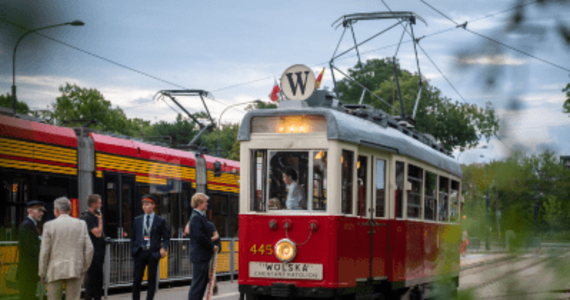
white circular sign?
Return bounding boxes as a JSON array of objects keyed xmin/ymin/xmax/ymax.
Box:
[{"xmin": 280, "ymin": 64, "xmax": 316, "ymax": 101}]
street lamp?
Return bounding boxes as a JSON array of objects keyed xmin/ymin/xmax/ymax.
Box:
[
  {"xmin": 456, "ymin": 145, "xmax": 488, "ymax": 162},
  {"xmin": 12, "ymin": 21, "xmax": 85, "ymax": 116},
  {"xmin": 216, "ymin": 99, "xmax": 262, "ymax": 157}
]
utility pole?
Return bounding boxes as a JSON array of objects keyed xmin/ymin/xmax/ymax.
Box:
[
  {"xmin": 486, "ymin": 191, "xmax": 491, "ymax": 250},
  {"xmin": 534, "ymin": 182, "xmax": 538, "ymax": 237}
]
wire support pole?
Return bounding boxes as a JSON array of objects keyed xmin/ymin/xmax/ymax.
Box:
[
  {"xmin": 350, "ymin": 24, "xmax": 367, "ymax": 82},
  {"xmin": 332, "ymin": 21, "xmax": 404, "ymax": 61},
  {"xmin": 393, "ymin": 23, "xmax": 408, "ymax": 58},
  {"xmin": 331, "ymin": 65, "xmax": 400, "ymax": 113},
  {"xmin": 331, "ymin": 27, "xmax": 347, "ymax": 60},
  {"xmin": 392, "ymin": 57, "xmax": 406, "ymax": 120},
  {"xmin": 330, "ymin": 62, "xmax": 342, "ymax": 101}
]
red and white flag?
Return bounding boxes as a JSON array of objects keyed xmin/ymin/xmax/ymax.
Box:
[
  {"xmin": 270, "ymin": 78, "xmax": 280, "ymax": 102},
  {"xmin": 315, "ymin": 67, "xmax": 325, "ymax": 89}
]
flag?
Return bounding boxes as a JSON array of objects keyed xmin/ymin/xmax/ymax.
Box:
[
  {"xmin": 270, "ymin": 78, "xmax": 280, "ymax": 102},
  {"xmin": 315, "ymin": 67, "xmax": 325, "ymax": 89}
]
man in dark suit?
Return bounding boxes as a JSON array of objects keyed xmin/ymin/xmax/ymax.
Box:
[
  {"xmin": 188, "ymin": 193, "xmax": 218, "ymax": 300},
  {"xmin": 130, "ymin": 195, "xmax": 170, "ymax": 300},
  {"xmin": 17, "ymin": 200, "xmax": 45, "ymax": 300}
]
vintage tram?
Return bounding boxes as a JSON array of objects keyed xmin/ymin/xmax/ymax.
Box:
[{"xmin": 237, "ymin": 90, "xmax": 463, "ymax": 299}]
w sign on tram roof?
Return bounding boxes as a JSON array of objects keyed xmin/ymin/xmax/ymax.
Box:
[{"xmin": 280, "ymin": 64, "xmax": 316, "ymax": 101}]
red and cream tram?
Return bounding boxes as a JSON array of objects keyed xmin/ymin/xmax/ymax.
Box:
[{"xmin": 237, "ymin": 90, "xmax": 463, "ymax": 299}]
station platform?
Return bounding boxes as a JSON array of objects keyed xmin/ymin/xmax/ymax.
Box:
[{"xmin": 100, "ymin": 253, "xmax": 507, "ymax": 300}]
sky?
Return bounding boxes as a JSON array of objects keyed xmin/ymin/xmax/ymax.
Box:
[{"xmin": 0, "ymin": 0, "xmax": 569, "ymax": 164}]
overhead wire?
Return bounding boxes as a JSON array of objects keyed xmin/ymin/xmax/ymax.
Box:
[
  {"xmin": 420, "ymin": 0, "xmax": 570, "ymax": 73},
  {"xmin": 0, "ymin": 18, "xmax": 248, "ymax": 118},
  {"xmin": 209, "ymin": 1, "xmax": 549, "ymax": 97}
]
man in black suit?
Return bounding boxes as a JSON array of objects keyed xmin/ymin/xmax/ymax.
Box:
[
  {"xmin": 130, "ymin": 195, "xmax": 170, "ymax": 300},
  {"xmin": 188, "ymin": 193, "xmax": 218, "ymax": 300},
  {"xmin": 17, "ymin": 200, "xmax": 45, "ymax": 300}
]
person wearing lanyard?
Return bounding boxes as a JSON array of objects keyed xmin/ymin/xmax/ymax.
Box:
[{"xmin": 130, "ymin": 195, "xmax": 170, "ymax": 300}]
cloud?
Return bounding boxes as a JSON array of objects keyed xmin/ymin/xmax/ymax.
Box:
[{"xmin": 456, "ymin": 55, "xmax": 528, "ymax": 66}]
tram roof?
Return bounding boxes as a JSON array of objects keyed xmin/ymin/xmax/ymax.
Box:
[
  {"xmin": 0, "ymin": 114, "xmax": 77, "ymax": 148},
  {"xmin": 238, "ymin": 103, "xmax": 462, "ymax": 178}
]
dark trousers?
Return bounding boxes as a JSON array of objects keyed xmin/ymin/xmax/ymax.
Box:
[
  {"xmin": 18, "ymin": 276, "xmax": 38, "ymax": 300},
  {"xmin": 132, "ymin": 250, "xmax": 159, "ymax": 300},
  {"xmin": 188, "ymin": 262, "xmax": 209, "ymax": 300},
  {"xmin": 84, "ymin": 258, "xmax": 104, "ymax": 300}
]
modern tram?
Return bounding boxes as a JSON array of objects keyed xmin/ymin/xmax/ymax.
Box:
[
  {"xmin": 0, "ymin": 112, "xmax": 240, "ymax": 241},
  {"xmin": 237, "ymin": 90, "xmax": 463, "ymax": 300}
]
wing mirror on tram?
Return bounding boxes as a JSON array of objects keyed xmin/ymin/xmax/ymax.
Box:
[{"xmin": 214, "ymin": 161, "xmax": 221, "ymax": 177}]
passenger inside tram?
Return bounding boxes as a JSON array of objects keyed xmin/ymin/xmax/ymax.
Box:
[{"xmin": 267, "ymin": 151, "xmax": 308, "ymax": 211}]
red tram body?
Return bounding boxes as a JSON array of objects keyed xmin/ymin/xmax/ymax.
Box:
[{"xmin": 238, "ymin": 91, "xmax": 462, "ymax": 299}]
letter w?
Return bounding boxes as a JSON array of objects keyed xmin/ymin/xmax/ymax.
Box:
[{"xmin": 286, "ymin": 71, "xmax": 310, "ymax": 96}]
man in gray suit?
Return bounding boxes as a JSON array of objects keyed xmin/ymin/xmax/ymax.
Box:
[{"xmin": 39, "ymin": 197, "xmax": 94, "ymax": 300}]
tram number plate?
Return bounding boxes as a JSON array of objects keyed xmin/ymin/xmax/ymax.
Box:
[{"xmin": 249, "ymin": 262, "xmax": 323, "ymax": 280}]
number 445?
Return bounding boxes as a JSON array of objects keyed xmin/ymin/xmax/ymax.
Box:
[{"xmin": 250, "ymin": 244, "xmax": 273, "ymax": 256}]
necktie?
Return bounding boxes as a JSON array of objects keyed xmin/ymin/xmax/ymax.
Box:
[{"xmin": 145, "ymin": 215, "xmax": 150, "ymax": 247}]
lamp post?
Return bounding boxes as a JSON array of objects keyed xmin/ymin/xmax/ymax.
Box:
[
  {"xmin": 216, "ymin": 99, "xmax": 262, "ymax": 157},
  {"xmin": 12, "ymin": 20, "xmax": 85, "ymax": 116},
  {"xmin": 456, "ymin": 145, "xmax": 488, "ymax": 162}
]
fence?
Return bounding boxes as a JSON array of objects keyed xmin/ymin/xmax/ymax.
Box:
[{"xmin": 0, "ymin": 238, "xmax": 238, "ymax": 298}]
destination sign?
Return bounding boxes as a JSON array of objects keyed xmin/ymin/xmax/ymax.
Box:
[{"xmin": 249, "ymin": 262, "xmax": 323, "ymax": 280}]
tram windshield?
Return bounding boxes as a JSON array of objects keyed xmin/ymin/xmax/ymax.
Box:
[{"xmin": 251, "ymin": 150, "xmax": 327, "ymax": 212}]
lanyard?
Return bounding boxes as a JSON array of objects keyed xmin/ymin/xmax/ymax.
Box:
[{"xmin": 144, "ymin": 216, "xmax": 152, "ymax": 236}]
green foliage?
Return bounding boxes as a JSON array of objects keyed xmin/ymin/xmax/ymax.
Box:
[
  {"xmin": 53, "ymin": 83, "xmax": 147, "ymax": 136},
  {"xmin": 245, "ymin": 101, "xmax": 277, "ymax": 111},
  {"xmin": 0, "ymin": 93, "xmax": 29, "ymax": 114},
  {"xmin": 336, "ymin": 58, "xmax": 500, "ymax": 151},
  {"xmin": 461, "ymin": 150, "xmax": 570, "ymax": 241},
  {"xmin": 562, "ymin": 83, "xmax": 570, "ymax": 114},
  {"xmin": 541, "ymin": 195, "xmax": 564, "ymax": 235}
]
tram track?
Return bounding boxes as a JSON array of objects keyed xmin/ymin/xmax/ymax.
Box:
[{"xmin": 460, "ymin": 249, "xmax": 570, "ymax": 298}]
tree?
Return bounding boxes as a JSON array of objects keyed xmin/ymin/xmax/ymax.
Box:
[
  {"xmin": 562, "ymin": 83, "xmax": 570, "ymax": 114},
  {"xmin": 336, "ymin": 58, "xmax": 499, "ymax": 151},
  {"xmin": 0, "ymin": 93, "xmax": 29, "ymax": 114},
  {"xmin": 53, "ymin": 83, "xmax": 142, "ymax": 136},
  {"xmin": 245, "ymin": 101, "xmax": 277, "ymax": 111}
]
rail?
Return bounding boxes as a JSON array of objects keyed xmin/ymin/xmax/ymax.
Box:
[{"xmin": 0, "ymin": 238, "xmax": 238, "ymax": 298}]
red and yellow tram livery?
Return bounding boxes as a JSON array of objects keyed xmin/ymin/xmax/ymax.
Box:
[{"xmin": 238, "ymin": 91, "xmax": 463, "ymax": 299}]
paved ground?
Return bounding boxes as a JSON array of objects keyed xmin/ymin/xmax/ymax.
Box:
[
  {"xmin": 104, "ymin": 281, "xmax": 240, "ymax": 300},
  {"xmin": 101, "ymin": 252, "xmax": 510, "ymax": 300}
]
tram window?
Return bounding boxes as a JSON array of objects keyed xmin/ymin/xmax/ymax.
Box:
[
  {"xmin": 181, "ymin": 182, "xmax": 193, "ymax": 235},
  {"xmin": 450, "ymin": 180, "xmax": 461, "ymax": 223},
  {"xmin": 375, "ymin": 159, "xmax": 386, "ymax": 218},
  {"xmin": 121, "ymin": 184, "xmax": 132, "ymax": 239},
  {"xmin": 424, "ymin": 172, "xmax": 437, "ymax": 221},
  {"xmin": 105, "ymin": 183, "xmax": 119, "ymax": 238},
  {"xmin": 407, "ymin": 164, "xmax": 423, "ymax": 219},
  {"xmin": 357, "ymin": 156, "xmax": 368, "ymax": 217},
  {"xmin": 395, "ymin": 161, "xmax": 405, "ymax": 219},
  {"xmin": 251, "ymin": 150, "xmax": 267, "ymax": 212},
  {"xmin": 341, "ymin": 150, "xmax": 354, "ymax": 215},
  {"xmin": 231, "ymin": 195, "xmax": 239, "ymax": 237},
  {"xmin": 268, "ymin": 151, "xmax": 309, "ymax": 211},
  {"xmin": 312, "ymin": 151, "xmax": 327, "ymax": 211},
  {"xmin": 439, "ymin": 177, "xmax": 450, "ymax": 222}
]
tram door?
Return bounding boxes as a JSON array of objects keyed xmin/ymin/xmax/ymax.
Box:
[
  {"xmin": 357, "ymin": 150, "xmax": 390, "ymax": 280},
  {"xmin": 104, "ymin": 173, "xmax": 137, "ymax": 239}
]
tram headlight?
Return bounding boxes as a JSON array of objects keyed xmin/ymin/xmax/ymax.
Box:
[{"xmin": 275, "ymin": 239, "xmax": 296, "ymax": 263}]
